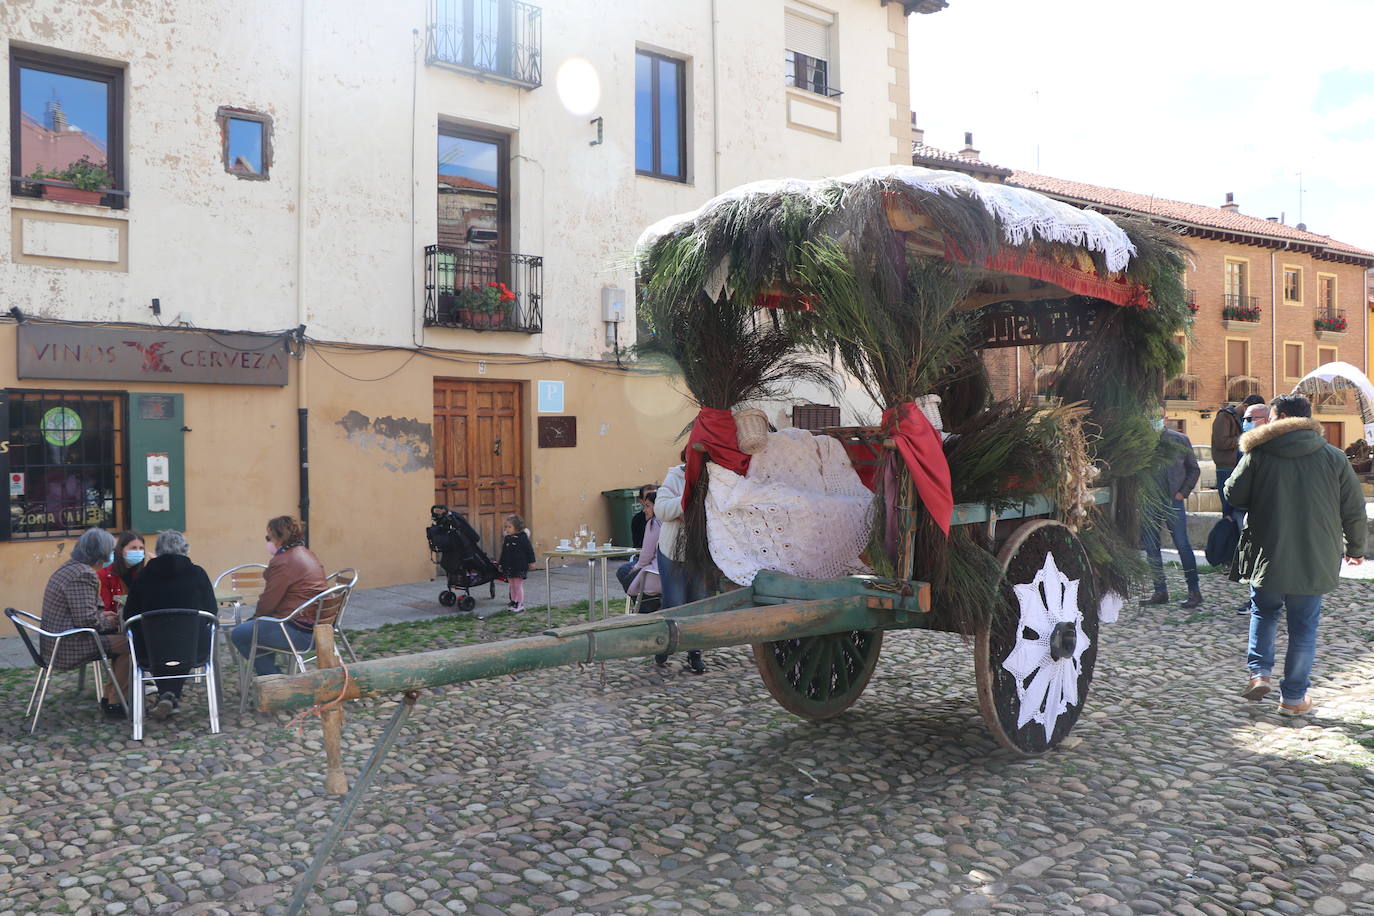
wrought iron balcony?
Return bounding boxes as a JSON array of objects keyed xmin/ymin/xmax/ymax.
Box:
[
  {"xmin": 1184, "ymin": 289, "xmax": 1197, "ymax": 313},
  {"xmin": 1164, "ymin": 374, "xmax": 1198, "ymax": 403},
  {"xmin": 1315, "ymin": 306, "xmax": 1347, "ymax": 334},
  {"xmin": 1226, "ymin": 375, "xmax": 1261, "ymax": 401},
  {"xmin": 424, "ymin": 246, "xmax": 543, "ymax": 333},
  {"xmin": 426, "ymin": 0, "xmax": 542, "ymax": 89}
]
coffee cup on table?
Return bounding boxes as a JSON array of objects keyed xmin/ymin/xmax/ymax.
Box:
[{"xmin": 558, "ymin": 538, "xmax": 571, "ymax": 548}]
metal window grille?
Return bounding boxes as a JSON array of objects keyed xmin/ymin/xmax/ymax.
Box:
[
  {"xmin": 6, "ymin": 391, "xmax": 126, "ymax": 539},
  {"xmin": 426, "ymin": 0, "xmax": 543, "ymax": 89}
]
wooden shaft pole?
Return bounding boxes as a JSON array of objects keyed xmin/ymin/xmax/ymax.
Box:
[
  {"xmin": 259, "ymin": 591, "xmax": 927, "ymax": 714},
  {"xmin": 312, "ymin": 623, "xmax": 348, "ymax": 796}
]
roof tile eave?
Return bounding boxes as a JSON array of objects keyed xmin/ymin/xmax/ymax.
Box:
[{"xmin": 1008, "ymin": 170, "xmax": 1374, "ymax": 261}]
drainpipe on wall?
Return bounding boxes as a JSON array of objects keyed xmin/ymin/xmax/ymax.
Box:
[
  {"xmin": 710, "ymin": 0, "xmax": 720, "ymax": 195},
  {"xmin": 296, "ymin": 0, "xmax": 312, "ymax": 542},
  {"xmin": 1270, "ymin": 249, "xmax": 1277, "ymax": 397}
]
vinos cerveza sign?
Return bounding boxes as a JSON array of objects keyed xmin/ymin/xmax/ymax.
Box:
[{"xmin": 17, "ymin": 324, "xmax": 289, "ymax": 386}]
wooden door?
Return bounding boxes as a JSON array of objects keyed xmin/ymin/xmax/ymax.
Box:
[
  {"xmin": 1321, "ymin": 421, "xmax": 1344, "ymax": 448},
  {"xmin": 434, "ymin": 379, "xmax": 524, "ymax": 553}
]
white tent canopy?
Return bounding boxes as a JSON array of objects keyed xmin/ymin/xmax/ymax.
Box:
[{"xmin": 1293, "ymin": 361, "xmax": 1374, "ymax": 441}]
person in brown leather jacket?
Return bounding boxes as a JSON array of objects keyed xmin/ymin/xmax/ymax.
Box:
[{"xmin": 229, "ymin": 515, "xmax": 328, "ymax": 675}]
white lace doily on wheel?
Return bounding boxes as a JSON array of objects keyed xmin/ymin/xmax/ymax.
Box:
[
  {"xmin": 705, "ymin": 428, "xmax": 873, "ymax": 586},
  {"xmin": 1000, "ymin": 551, "xmax": 1092, "ymax": 742}
]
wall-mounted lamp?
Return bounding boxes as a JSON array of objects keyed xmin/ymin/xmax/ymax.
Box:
[
  {"xmin": 150, "ymin": 298, "xmax": 161, "ymax": 316},
  {"xmin": 589, "ymin": 116, "xmax": 603, "ymax": 147}
]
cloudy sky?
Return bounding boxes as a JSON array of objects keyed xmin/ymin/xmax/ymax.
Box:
[{"xmin": 907, "ymin": 0, "xmax": 1374, "ymax": 250}]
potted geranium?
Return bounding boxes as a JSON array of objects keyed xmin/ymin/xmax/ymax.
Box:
[
  {"xmin": 28, "ymin": 156, "xmax": 113, "ymax": 205},
  {"xmin": 469, "ymin": 281, "xmax": 517, "ymax": 329}
]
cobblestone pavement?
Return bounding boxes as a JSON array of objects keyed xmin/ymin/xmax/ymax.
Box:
[{"xmin": 3, "ymin": 567, "xmax": 1374, "ymax": 915}]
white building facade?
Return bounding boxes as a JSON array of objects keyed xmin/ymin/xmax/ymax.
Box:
[{"xmin": 0, "ymin": 0, "xmax": 937, "ymax": 619}]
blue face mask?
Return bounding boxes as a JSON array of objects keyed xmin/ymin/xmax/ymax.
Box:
[
  {"xmin": 104, "ymin": 552, "xmax": 115, "ymax": 568},
  {"xmin": 1151, "ymin": 418, "xmax": 1165, "ymax": 432},
  {"xmin": 124, "ymin": 550, "xmax": 145, "ymax": 565},
  {"xmin": 1241, "ymin": 419, "xmax": 1255, "ymax": 432}
]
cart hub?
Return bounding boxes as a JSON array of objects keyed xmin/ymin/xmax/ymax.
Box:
[{"xmin": 1048, "ymin": 620, "xmax": 1077, "ymax": 661}]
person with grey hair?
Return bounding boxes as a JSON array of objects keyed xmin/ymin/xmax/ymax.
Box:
[
  {"xmin": 122, "ymin": 530, "xmax": 216, "ymax": 720},
  {"xmin": 40, "ymin": 527, "xmax": 132, "ymax": 718}
]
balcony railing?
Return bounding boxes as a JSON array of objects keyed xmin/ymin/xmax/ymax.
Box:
[
  {"xmin": 425, "ymin": 246, "xmax": 543, "ymax": 333},
  {"xmin": 1164, "ymin": 374, "xmax": 1198, "ymax": 402},
  {"xmin": 1184, "ymin": 289, "xmax": 1197, "ymax": 313},
  {"xmin": 1222, "ymin": 293, "xmax": 1260, "ymax": 322},
  {"xmin": 426, "ymin": 0, "xmax": 542, "ymax": 89},
  {"xmin": 1226, "ymin": 375, "xmax": 1261, "ymax": 401},
  {"xmin": 1315, "ymin": 307, "xmax": 1348, "ymax": 334}
]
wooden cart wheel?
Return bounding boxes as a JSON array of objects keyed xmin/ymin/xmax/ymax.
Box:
[
  {"xmin": 975, "ymin": 520, "xmax": 1099, "ymax": 755},
  {"xmin": 752, "ymin": 629, "xmax": 883, "ymax": 721}
]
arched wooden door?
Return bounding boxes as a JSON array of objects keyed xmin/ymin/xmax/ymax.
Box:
[{"xmin": 433, "ymin": 379, "xmax": 524, "ymax": 552}]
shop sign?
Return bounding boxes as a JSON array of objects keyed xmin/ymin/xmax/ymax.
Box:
[
  {"xmin": 537, "ymin": 380, "xmax": 565, "ymax": 413},
  {"xmin": 981, "ymin": 300, "xmax": 1100, "ymax": 349},
  {"xmin": 8, "ymin": 472, "xmax": 22, "ymax": 497},
  {"xmin": 18, "ymin": 324, "xmax": 289, "ymax": 386}
]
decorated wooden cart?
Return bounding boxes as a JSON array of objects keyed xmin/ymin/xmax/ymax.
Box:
[{"xmin": 262, "ymin": 166, "xmax": 1191, "ymax": 912}]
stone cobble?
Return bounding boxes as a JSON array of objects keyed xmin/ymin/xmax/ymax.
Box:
[{"xmin": 2, "ymin": 568, "xmax": 1374, "ymax": 914}]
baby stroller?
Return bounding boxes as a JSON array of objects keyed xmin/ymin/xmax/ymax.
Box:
[{"xmin": 427, "ymin": 505, "xmax": 505, "ymax": 612}]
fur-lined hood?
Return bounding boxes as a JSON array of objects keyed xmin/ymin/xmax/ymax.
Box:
[{"xmin": 1238, "ymin": 416, "xmax": 1324, "ymax": 456}]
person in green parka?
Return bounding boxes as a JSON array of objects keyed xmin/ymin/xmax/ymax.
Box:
[{"xmin": 1223, "ymin": 393, "xmax": 1366, "ymax": 716}]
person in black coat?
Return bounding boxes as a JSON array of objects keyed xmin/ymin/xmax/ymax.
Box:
[
  {"xmin": 499, "ymin": 513, "xmax": 537, "ymax": 613},
  {"xmin": 122, "ymin": 530, "xmax": 217, "ymax": 720}
]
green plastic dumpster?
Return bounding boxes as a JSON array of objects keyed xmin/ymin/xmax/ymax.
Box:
[{"xmin": 602, "ymin": 488, "xmax": 641, "ymax": 548}]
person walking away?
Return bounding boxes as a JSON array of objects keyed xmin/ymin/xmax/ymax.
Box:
[
  {"xmin": 653, "ymin": 455, "xmax": 708, "ymax": 674},
  {"xmin": 1224, "ymin": 393, "xmax": 1365, "ymax": 716},
  {"xmin": 1212, "ymin": 394, "xmax": 1264, "ymax": 520},
  {"xmin": 122, "ymin": 530, "xmax": 217, "ymax": 720},
  {"xmin": 98, "ymin": 530, "xmax": 147, "ymax": 615},
  {"xmin": 40, "ymin": 527, "xmax": 132, "ymax": 718},
  {"xmin": 230, "ymin": 516, "xmax": 328, "ymax": 675},
  {"xmin": 499, "ymin": 514, "xmax": 536, "ymax": 613},
  {"xmin": 1230, "ymin": 403, "xmax": 1271, "ymax": 616},
  {"xmin": 1140, "ymin": 419, "xmax": 1204, "ymax": 608}
]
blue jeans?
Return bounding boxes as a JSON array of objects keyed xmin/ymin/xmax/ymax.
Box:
[
  {"xmin": 657, "ymin": 549, "xmax": 709, "ymax": 609},
  {"xmin": 1248, "ymin": 589, "xmax": 1323, "ymax": 703},
  {"xmin": 656, "ymin": 549, "xmax": 708, "ymax": 664},
  {"xmin": 1140, "ymin": 499, "xmax": 1200, "ymax": 592},
  {"xmin": 615, "ymin": 557, "xmax": 638, "ymax": 593},
  {"xmin": 231, "ymin": 618, "xmax": 314, "ymax": 675},
  {"xmin": 1215, "ymin": 466, "xmax": 1234, "ymax": 518}
]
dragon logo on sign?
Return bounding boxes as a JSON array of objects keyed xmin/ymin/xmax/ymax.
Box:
[{"xmin": 124, "ymin": 340, "xmax": 174, "ymax": 373}]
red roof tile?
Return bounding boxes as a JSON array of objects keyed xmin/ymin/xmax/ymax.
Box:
[
  {"xmin": 1009, "ymin": 170, "xmax": 1374, "ymax": 261},
  {"xmin": 437, "ymin": 174, "xmax": 497, "ymax": 193},
  {"xmin": 911, "ymin": 143, "xmax": 1012, "ymax": 177}
]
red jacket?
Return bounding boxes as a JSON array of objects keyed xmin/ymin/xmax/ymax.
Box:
[{"xmin": 97, "ymin": 565, "xmax": 135, "ymax": 616}]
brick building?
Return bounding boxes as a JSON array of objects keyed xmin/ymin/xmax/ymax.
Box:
[{"xmin": 911, "ymin": 129, "xmax": 1374, "ymax": 447}]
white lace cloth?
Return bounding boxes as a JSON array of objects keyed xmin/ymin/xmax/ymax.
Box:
[
  {"xmin": 635, "ymin": 165, "xmax": 1136, "ymax": 275},
  {"xmin": 705, "ymin": 429, "xmax": 873, "ymax": 586}
]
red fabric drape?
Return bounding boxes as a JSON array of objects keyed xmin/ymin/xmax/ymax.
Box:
[
  {"xmin": 682, "ymin": 408, "xmax": 752, "ymax": 511},
  {"xmin": 842, "ymin": 403, "xmax": 954, "ymax": 538}
]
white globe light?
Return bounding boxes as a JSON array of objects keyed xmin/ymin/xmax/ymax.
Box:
[{"xmin": 556, "ymin": 58, "xmax": 601, "ymax": 117}]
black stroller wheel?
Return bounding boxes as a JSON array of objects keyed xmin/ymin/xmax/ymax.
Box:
[
  {"xmin": 458, "ymin": 595, "xmax": 476, "ymax": 613},
  {"xmin": 438, "ymin": 590, "xmax": 457, "ymax": 608}
]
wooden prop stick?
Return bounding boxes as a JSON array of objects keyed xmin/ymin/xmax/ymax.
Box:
[{"xmin": 312, "ymin": 623, "xmax": 348, "ymax": 796}]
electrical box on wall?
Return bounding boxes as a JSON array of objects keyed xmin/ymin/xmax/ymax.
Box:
[{"xmin": 601, "ymin": 286, "xmax": 626, "ymax": 323}]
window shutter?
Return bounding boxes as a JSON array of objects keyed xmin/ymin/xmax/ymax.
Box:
[
  {"xmin": 128, "ymin": 393, "xmax": 186, "ymax": 533},
  {"xmin": 785, "ymin": 12, "xmax": 830, "ymax": 62}
]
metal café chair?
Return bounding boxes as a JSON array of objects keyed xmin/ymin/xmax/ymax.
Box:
[
  {"xmin": 326, "ymin": 568, "xmax": 360, "ymax": 663},
  {"xmin": 123, "ymin": 609, "xmax": 221, "ymax": 742},
  {"xmin": 212, "ymin": 563, "xmax": 267, "ymax": 702},
  {"xmin": 6, "ymin": 607, "xmax": 129, "ymax": 734},
  {"xmin": 239, "ymin": 584, "xmax": 350, "ymax": 714}
]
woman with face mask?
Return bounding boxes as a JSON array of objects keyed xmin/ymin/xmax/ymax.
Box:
[{"xmin": 98, "ymin": 530, "xmax": 147, "ymax": 616}]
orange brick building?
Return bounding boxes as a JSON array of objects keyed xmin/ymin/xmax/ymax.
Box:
[{"xmin": 912, "ymin": 133, "xmax": 1374, "ymax": 447}]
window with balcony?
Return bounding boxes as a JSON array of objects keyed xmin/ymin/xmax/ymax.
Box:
[
  {"xmin": 426, "ymin": 0, "xmax": 543, "ymax": 89},
  {"xmin": 10, "ymin": 49, "xmax": 125, "ymax": 207},
  {"xmin": 785, "ymin": 6, "xmax": 839, "ymax": 97},
  {"xmin": 635, "ymin": 50, "xmax": 686, "ymax": 182}
]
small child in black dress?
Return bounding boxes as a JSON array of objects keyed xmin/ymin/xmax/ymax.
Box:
[{"xmin": 498, "ymin": 513, "xmax": 536, "ymax": 613}]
